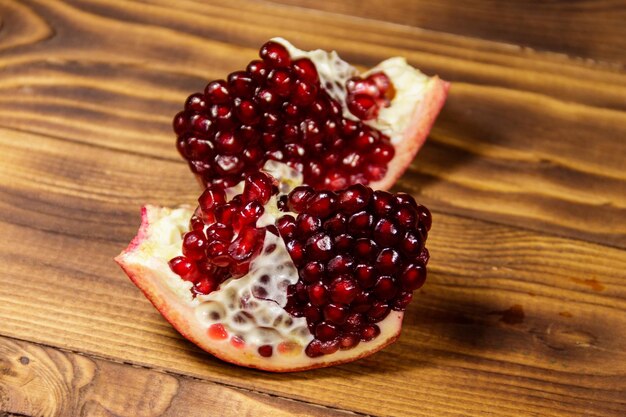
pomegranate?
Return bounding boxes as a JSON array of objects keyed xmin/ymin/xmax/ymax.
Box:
[{"xmin": 116, "ymin": 40, "xmax": 447, "ymax": 372}]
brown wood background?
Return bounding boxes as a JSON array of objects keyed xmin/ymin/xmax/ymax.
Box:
[{"xmin": 1, "ymin": 1, "xmax": 625, "ymax": 416}]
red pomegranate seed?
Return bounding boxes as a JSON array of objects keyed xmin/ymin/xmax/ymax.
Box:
[
  {"xmin": 333, "ymin": 233, "xmax": 354, "ymax": 251},
  {"xmin": 308, "ymin": 283, "xmax": 327, "ymax": 306},
  {"xmin": 301, "ymin": 261, "xmax": 325, "ymax": 283},
  {"xmin": 286, "ymin": 240, "xmax": 305, "ymax": 266},
  {"xmin": 303, "ymin": 303, "xmax": 322, "ymax": 323},
  {"xmin": 276, "ymin": 215, "xmax": 297, "ymax": 238},
  {"xmin": 354, "ymin": 264, "xmax": 376, "ymax": 288},
  {"xmin": 234, "ymin": 99, "xmax": 261, "ymax": 125},
  {"xmin": 292, "ymin": 80, "xmax": 317, "ymax": 106},
  {"xmin": 173, "ymin": 111, "xmax": 188, "ymax": 135},
  {"xmin": 337, "ymin": 184, "xmax": 371, "ymax": 214},
  {"xmin": 339, "ymin": 334, "xmax": 360, "ymax": 350},
  {"xmin": 296, "ymin": 214, "xmax": 322, "ymax": 236},
  {"xmin": 400, "ymin": 263, "xmax": 427, "ymax": 291},
  {"xmin": 228, "ymin": 71, "xmax": 255, "ymax": 97},
  {"xmin": 206, "ymin": 223, "xmax": 234, "ymax": 242},
  {"xmin": 246, "ymin": 60, "xmax": 267, "ymax": 81},
  {"xmin": 182, "ymin": 231, "xmax": 208, "ymax": 261},
  {"xmin": 315, "ymin": 321, "xmax": 338, "ymax": 341},
  {"xmin": 288, "ymin": 185, "xmax": 313, "ymax": 212},
  {"xmin": 185, "ymin": 93, "xmax": 208, "ymax": 113},
  {"xmin": 367, "ymin": 301, "xmax": 391, "ymax": 322},
  {"xmin": 305, "ymin": 233, "xmax": 334, "ymax": 261},
  {"xmin": 417, "ymin": 204, "xmax": 432, "ymax": 231},
  {"xmin": 267, "ymin": 68, "xmax": 293, "ymax": 97},
  {"xmin": 329, "ymin": 276, "xmax": 358, "ymax": 304},
  {"xmin": 354, "ymin": 238, "xmax": 378, "ymax": 260},
  {"xmin": 347, "ymin": 211, "xmax": 373, "ymax": 236},
  {"xmin": 306, "ymin": 191, "xmax": 337, "ymax": 218},
  {"xmin": 305, "ymin": 340, "xmax": 324, "ymax": 357},
  {"xmin": 258, "ymin": 345, "xmax": 273, "ymax": 357},
  {"xmin": 347, "ymin": 94, "xmax": 377, "ymax": 120},
  {"xmin": 243, "ymin": 171, "xmax": 275, "ymax": 204},
  {"xmin": 169, "ymin": 256, "xmax": 199, "ymax": 282},
  {"xmin": 291, "ymin": 58, "xmax": 319, "ymax": 84},
  {"xmin": 374, "ymin": 218, "xmax": 401, "ymax": 246},
  {"xmin": 204, "ymin": 80, "xmax": 230, "ymax": 104},
  {"xmin": 400, "ymin": 230, "xmax": 423, "ymax": 257},
  {"xmin": 375, "ymin": 248, "xmax": 402, "ymax": 275},
  {"xmin": 393, "ymin": 291, "xmax": 413, "ymax": 310},
  {"xmin": 323, "ymin": 212, "xmax": 347, "ymax": 235},
  {"xmin": 323, "ymin": 303, "xmax": 348, "ymax": 324},
  {"xmin": 327, "ymin": 254, "xmax": 354, "ymax": 277},
  {"xmin": 259, "ymin": 41, "xmax": 291, "ymax": 68},
  {"xmin": 371, "ymin": 190, "xmax": 395, "ymax": 217},
  {"xmin": 373, "ymin": 276, "xmax": 397, "ymax": 301},
  {"xmin": 361, "ymin": 324, "xmax": 380, "ymax": 341}
]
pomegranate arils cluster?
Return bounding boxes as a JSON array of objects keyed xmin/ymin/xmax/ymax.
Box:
[
  {"xmin": 168, "ymin": 172, "xmax": 278, "ymax": 296},
  {"xmin": 280, "ymin": 185, "xmax": 431, "ymax": 357},
  {"xmin": 175, "ymin": 40, "xmax": 395, "ymax": 190}
]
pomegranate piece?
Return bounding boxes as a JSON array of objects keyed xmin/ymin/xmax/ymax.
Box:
[{"xmin": 175, "ymin": 38, "xmax": 449, "ymax": 192}]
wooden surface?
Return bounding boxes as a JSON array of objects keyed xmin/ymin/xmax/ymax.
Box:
[{"xmin": 1, "ymin": 1, "xmax": 625, "ymax": 416}]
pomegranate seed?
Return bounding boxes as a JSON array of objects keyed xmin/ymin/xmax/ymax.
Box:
[
  {"xmin": 291, "ymin": 58, "xmax": 319, "ymax": 84},
  {"xmin": 206, "ymin": 240, "xmax": 230, "ymax": 267},
  {"xmin": 337, "ymin": 184, "xmax": 371, "ymax": 213},
  {"xmin": 323, "ymin": 304, "xmax": 348, "ymax": 324},
  {"xmin": 347, "ymin": 94, "xmax": 377, "ymax": 120},
  {"xmin": 255, "ymin": 88, "xmax": 280, "ymax": 109},
  {"xmin": 329, "ymin": 276, "xmax": 358, "ymax": 304},
  {"xmin": 308, "ymin": 283, "xmax": 327, "ymax": 306},
  {"xmin": 303, "ymin": 303, "xmax": 322, "ymax": 323},
  {"xmin": 189, "ymin": 214, "xmax": 204, "ymax": 231},
  {"xmin": 267, "ymin": 68, "xmax": 293, "ymax": 97},
  {"xmin": 194, "ymin": 279, "xmax": 216, "ymax": 295},
  {"xmin": 305, "ymin": 340, "xmax": 324, "ymax": 357},
  {"xmin": 296, "ymin": 214, "xmax": 322, "ymax": 236},
  {"xmin": 246, "ymin": 60, "xmax": 267, "ymax": 81},
  {"xmin": 286, "ymin": 240, "xmax": 305, "ymax": 266},
  {"xmin": 306, "ymin": 191, "xmax": 337, "ymax": 218},
  {"xmin": 371, "ymin": 191, "xmax": 395, "ymax": 217},
  {"xmin": 373, "ymin": 276, "xmax": 397, "ymax": 301},
  {"xmin": 259, "ymin": 41, "xmax": 291, "ymax": 68},
  {"xmin": 373, "ymin": 218, "xmax": 401, "ymax": 246},
  {"xmin": 375, "ymin": 248, "xmax": 401, "ymax": 275},
  {"xmin": 243, "ymin": 171, "xmax": 275, "ymax": 204},
  {"xmin": 367, "ymin": 72, "xmax": 391, "ymax": 93},
  {"xmin": 354, "ymin": 238, "xmax": 378, "ymax": 260},
  {"xmin": 347, "ymin": 211, "xmax": 373, "ymax": 237},
  {"xmin": 169, "ymin": 256, "xmax": 198, "ymax": 282},
  {"xmin": 292, "ymin": 81, "xmax": 317, "ymax": 106},
  {"xmin": 400, "ymin": 230, "xmax": 423, "ymax": 257},
  {"xmin": 185, "ymin": 93, "xmax": 208, "ymax": 113},
  {"xmin": 320, "ymin": 339, "xmax": 340, "ymax": 355},
  {"xmin": 204, "ymin": 80, "xmax": 230, "ymax": 104},
  {"xmin": 238, "ymin": 201, "xmax": 264, "ymax": 226},
  {"xmin": 228, "ymin": 71, "xmax": 255, "ymax": 97},
  {"xmin": 173, "ymin": 111, "xmax": 188, "ymax": 135},
  {"xmin": 234, "ymin": 99, "xmax": 260, "ymax": 125},
  {"xmin": 347, "ymin": 77, "xmax": 379, "ymax": 97},
  {"xmin": 315, "ymin": 321, "xmax": 338, "ymax": 341},
  {"xmin": 370, "ymin": 142, "xmax": 394, "ymax": 163},
  {"xmin": 361, "ymin": 324, "xmax": 380, "ymax": 341},
  {"xmin": 182, "ymin": 231, "xmax": 208, "ymax": 261},
  {"xmin": 258, "ymin": 345, "xmax": 273, "ymax": 357},
  {"xmin": 288, "ymin": 186, "xmax": 313, "ymax": 212},
  {"xmin": 417, "ymin": 204, "xmax": 432, "ymax": 231},
  {"xmin": 276, "ymin": 215, "xmax": 297, "ymax": 238},
  {"xmin": 327, "ymin": 254, "xmax": 354, "ymax": 277},
  {"xmin": 206, "ymin": 223, "xmax": 234, "ymax": 242},
  {"xmin": 354, "ymin": 264, "xmax": 376, "ymax": 288},
  {"xmin": 401, "ymin": 263, "xmax": 427, "ymax": 291},
  {"xmin": 301, "ymin": 261, "xmax": 324, "ymax": 284},
  {"xmin": 368, "ymin": 301, "xmax": 391, "ymax": 322},
  {"xmin": 393, "ymin": 291, "xmax": 413, "ymax": 310},
  {"xmin": 305, "ymin": 233, "xmax": 334, "ymax": 261},
  {"xmin": 339, "ymin": 334, "xmax": 360, "ymax": 350},
  {"xmin": 333, "ymin": 233, "xmax": 354, "ymax": 251}
]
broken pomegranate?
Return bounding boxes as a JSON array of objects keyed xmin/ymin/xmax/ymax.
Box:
[{"xmin": 116, "ymin": 39, "xmax": 448, "ymax": 372}]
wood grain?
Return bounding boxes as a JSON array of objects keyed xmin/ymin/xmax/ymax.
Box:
[
  {"xmin": 0, "ymin": 0, "xmax": 625, "ymax": 246},
  {"xmin": 0, "ymin": 336, "xmax": 352, "ymax": 417},
  {"xmin": 1, "ymin": 128, "xmax": 625, "ymax": 416},
  {"xmin": 271, "ymin": 0, "xmax": 626, "ymax": 65}
]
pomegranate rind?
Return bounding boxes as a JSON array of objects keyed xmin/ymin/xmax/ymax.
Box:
[
  {"xmin": 370, "ymin": 76, "xmax": 449, "ymax": 190},
  {"xmin": 115, "ymin": 205, "xmax": 404, "ymax": 372}
]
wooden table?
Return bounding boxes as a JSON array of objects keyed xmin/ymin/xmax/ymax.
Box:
[{"xmin": 1, "ymin": 1, "xmax": 625, "ymax": 416}]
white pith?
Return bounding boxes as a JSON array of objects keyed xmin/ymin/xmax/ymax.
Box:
[
  {"xmin": 119, "ymin": 161, "xmax": 403, "ymax": 368},
  {"xmin": 272, "ymin": 38, "xmax": 429, "ymax": 144}
]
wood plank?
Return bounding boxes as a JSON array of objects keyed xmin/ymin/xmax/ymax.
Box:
[
  {"xmin": 1, "ymin": 129, "xmax": 625, "ymax": 416},
  {"xmin": 0, "ymin": 0, "xmax": 625, "ymax": 246},
  {"xmin": 0, "ymin": 335, "xmax": 353, "ymax": 417},
  {"xmin": 269, "ymin": 0, "xmax": 626, "ymax": 65}
]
